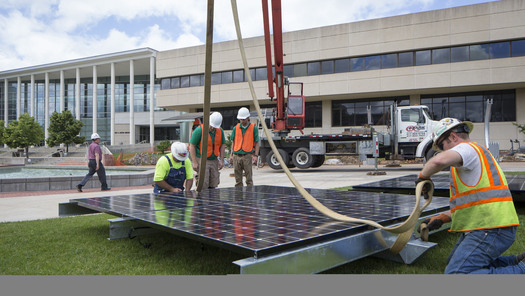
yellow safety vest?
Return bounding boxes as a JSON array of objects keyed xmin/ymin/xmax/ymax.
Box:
[{"xmin": 449, "ymin": 142, "xmax": 519, "ymax": 232}]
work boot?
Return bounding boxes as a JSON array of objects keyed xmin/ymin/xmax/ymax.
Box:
[
  {"xmin": 517, "ymin": 251, "xmax": 525, "ymax": 263},
  {"xmin": 76, "ymin": 184, "xmax": 83, "ymax": 192}
]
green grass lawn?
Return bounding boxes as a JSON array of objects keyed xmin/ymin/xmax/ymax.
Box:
[{"xmin": 1, "ymin": 201, "xmax": 524, "ymax": 275}]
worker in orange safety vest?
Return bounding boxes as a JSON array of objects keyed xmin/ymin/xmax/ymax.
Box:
[{"xmin": 229, "ymin": 107, "xmax": 259, "ymax": 187}]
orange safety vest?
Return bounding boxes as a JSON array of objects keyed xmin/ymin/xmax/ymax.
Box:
[
  {"xmin": 233, "ymin": 123, "xmax": 255, "ymax": 153},
  {"xmin": 199, "ymin": 124, "xmax": 222, "ymax": 158},
  {"xmin": 449, "ymin": 142, "xmax": 519, "ymax": 232}
]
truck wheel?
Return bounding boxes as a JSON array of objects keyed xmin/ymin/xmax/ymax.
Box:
[
  {"xmin": 266, "ymin": 149, "xmax": 289, "ymax": 170},
  {"xmin": 292, "ymin": 148, "xmax": 313, "ymax": 169},
  {"xmin": 311, "ymin": 155, "xmax": 325, "ymax": 168},
  {"xmin": 425, "ymin": 148, "xmax": 440, "ymax": 162}
]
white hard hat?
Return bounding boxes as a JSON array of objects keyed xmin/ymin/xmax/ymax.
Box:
[
  {"xmin": 209, "ymin": 112, "xmax": 223, "ymax": 128},
  {"xmin": 171, "ymin": 142, "xmax": 189, "ymax": 162},
  {"xmin": 237, "ymin": 107, "xmax": 250, "ymax": 119},
  {"xmin": 91, "ymin": 133, "xmax": 101, "ymax": 140},
  {"xmin": 432, "ymin": 117, "xmax": 473, "ymax": 150}
]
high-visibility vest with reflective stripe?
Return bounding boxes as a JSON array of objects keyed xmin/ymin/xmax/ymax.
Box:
[
  {"xmin": 449, "ymin": 142, "xmax": 519, "ymax": 232},
  {"xmin": 233, "ymin": 123, "xmax": 255, "ymax": 153},
  {"xmin": 199, "ymin": 124, "xmax": 222, "ymax": 158}
]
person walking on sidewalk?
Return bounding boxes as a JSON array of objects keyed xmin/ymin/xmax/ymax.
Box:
[
  {"xmin": 76, "ymin": 133, "xmax": 111, "ymax": 192},
  {"xmin": 415, "ymin": 117, "xmax": 524, "ymax": 274},
  {"xmin": 229, "ymin": 107, "xmax": 259, "ymax": 187}
]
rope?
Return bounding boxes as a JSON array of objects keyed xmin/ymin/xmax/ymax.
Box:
[
  {"xmin": 229, "ymin": 0, "xmax": 434, "ymax": 253},
  {"xmin": 196, "ymin": 0, "xmax": 215, "ymax": 193}
]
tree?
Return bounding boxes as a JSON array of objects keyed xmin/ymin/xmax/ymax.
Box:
[
  {"xmin": 3, "ymin": 113, "xmax": 45, "ymax": 158},
  {"xmin": 46, "ymin": 110, "xmax": 85, "ymax": 153},
  {"xmin": 0, "ymin": 120, "xmax": 5, "ymax": 146},
  {"xmin": 513, "ymin": 122, "xmax": 525, "ymax": 136},
  {"xmin": 156, "ymin": 140, "xmax": 171, "ymax": 153}
]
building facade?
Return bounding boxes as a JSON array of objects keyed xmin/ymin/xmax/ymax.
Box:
[
  {"xmin": 156, "ymin": 0, "xmax": 525, "ymax": 150},
  {"xmin": 1, "ymin": 0, "xmax": 525, "ymax": 150},
  {"xmin": 0, "ymin": 48, "xmax": 183, "ymax": 147}
]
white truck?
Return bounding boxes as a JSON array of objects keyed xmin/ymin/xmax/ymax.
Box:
[{"xmin": 259, "ymin": 104, "xmax": 440, "ymax": 170}]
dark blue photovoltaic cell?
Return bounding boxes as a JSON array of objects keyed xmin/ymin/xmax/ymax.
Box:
[
  {"xmin": 353, "ymin": 174, "xmax": 525, "ymax": 194},
  {"xmin": 70, "ymin": 185, "xmax": 449, "ymax": 257}
]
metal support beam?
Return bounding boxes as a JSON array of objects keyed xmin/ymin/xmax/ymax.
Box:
[
  {"xmin": 107, "ymin": 217, "xmax": 160, "ymax": 240},
  {"xmin": 233, "ymin": 227, "xmax": 437, "ymax": 274},
  {"xmin": 58, "ymin": 202, "xmax": 99, "ymax": 217}
]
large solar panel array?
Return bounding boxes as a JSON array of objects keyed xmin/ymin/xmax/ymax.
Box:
[
  {"xmin": 69, "ymin": 185, "xmax": 449, "ymax": 257},
  {"xmin": 352, "ymin": 174, "xmax": 525, "ymax": 198}
]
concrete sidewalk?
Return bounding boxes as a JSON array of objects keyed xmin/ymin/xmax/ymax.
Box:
[{"xmin": 1, "ymin": 162, "xmax": 522, "ymax": 223}]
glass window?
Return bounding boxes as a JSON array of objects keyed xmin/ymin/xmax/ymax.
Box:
[
  {"xmin": 490, "ymin": 42, "xmax": 510, "ymax": 59},
  {"xmin": 222, "ymin": 71, "xmax": 233, "ymax": 83},
  {"xmin": 161, "ymin": 78, "xmax": 170, "ymax": 90},
  {"xmin": 171, "ymin": 77, "xmax": 180, "ymax": 89},
  {"xmin": 211, "ymin": 73, "xmax": 222, "ymax": 85},
  {"xmin": 415, "ymin": 50, "xmax": 431, "ymax": 65},
  {"xmin": 180, "ymin": 76, "xmax": 189, "ymax": 88},
  {"xmin": 190, "ymin": 74, "xmax": 201, "ymax": 87},
  {"xmin": 307, "ymin": 62, "xmax": 321, "ymax": 75},
  {"xmin": 350, "ymin": 57, "xmax": 365, "ymax": 72},
  {"xmin": 287, "ymin": 96, "xmax": 303, "ymax": 115},
  {"xmin": 283, "ymin": 65, "xmax": 294, "ymax": 77},
  {"xmin": 321, "ymin": 60, "xmax": 334, "ymax": 74},
  {"xmin": 233, "ymin": 70, "xmax": 244, "ymax": 83},
  {"xmin": 465, "ymin": 96, "xmax": 483, "ymax": 122},
  {"xmin": 305, "ymin": 101, "xmax": 322, "ymax": 128},
  {"xmin": 334, "ymin": 58, "xmax": 350, "ymax": 73},
  {"xmin": 470, "ymin": 44, "xmax": 489, "ymax": 61},
  {"xmin": 432, "ymin": 48, "xmax": 450, "ymax": 64},
  {"xmin": 365, "ymin": 55, "xmax": 380, "ymax": 70},
  {"xmin": 398, "ymin": 52, "xmax": 413, "ymax": 67},
  {"xmin": 451, "ymin": 46, "xmax": 469, "ymax": 62},
  {"xmin": 294, "ymin": 63, "xmax": 307, "ymax": 77},
  {"xmin": 381, "ymin": 54, "xmax": 397, "ymax": 69},
  {"xmin": 511, "ymin": 40, "xmax": 525, "ymax": 57},
  {"xmin": 255, "ymin": 67, "xmax": 267, "ymax": 81},
  {"xmin": 245, "ymin": 69, "xmax": 256, "ymax": 81},
  {"xmin": 401, "ymin": 109, "xmax": 421, "ymax": 122}
]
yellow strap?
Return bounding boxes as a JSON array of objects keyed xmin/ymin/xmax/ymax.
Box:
[{"xmin": 230, "ymin": 0, "xmax": 433, "ymax": 253}]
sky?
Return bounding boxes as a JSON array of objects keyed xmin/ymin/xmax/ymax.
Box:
[{"xmin": 0, "ymin": 0, "xmax": 498, "ymax": 71}]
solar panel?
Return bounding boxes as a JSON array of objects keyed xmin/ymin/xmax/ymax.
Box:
[
  {"xmin": 69, "ymin": 185, "xmax": 449, "ymax": 257},
  {"xmin": 352, "ymin": 173, "xmax": 525, "ymax": 197}
]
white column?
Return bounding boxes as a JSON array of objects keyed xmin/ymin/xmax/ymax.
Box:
[
  {"xmin": 3, "ymin": 79, "xmax": 7, "ymax": 125},
  {"xmin": 30, "ymin": 74, "xmax": 35, "ymax": 117},
  {"xmin": 16, "ymin": 77, "xmax": 21, "ymax": 119},
  {"xmin": 59, "ymin": 70, "xmax": 65, "ymax": 112},
  {"xmin": 75, "ymin": 68, "xmax": 80, "ymax": 120},
  {"xmin": 44, "ymin": 72, "xmax": 49, "ymax": 144},
  {"xmin": 92, "ymin": 65, "xmax": 97, "ymax": 134},
  {"xmin": 129, "ymin": 59, "xmax": 135, "ymax": 145},
  {"xmin": 149, "ymin": 56, "xmax": 155, "ymax": 147},
  {"xmin": 110, "ymin": 62, "xmax": 116, "ymax": 146}
]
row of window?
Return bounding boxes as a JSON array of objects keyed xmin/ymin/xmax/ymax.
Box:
[
  {"xmin": 160, "ymin": 39, "xmax": 525, "ymax": 90},
  {"xmin": 206, "ymin": 90, "xmax": 515, "ymax": 130}
]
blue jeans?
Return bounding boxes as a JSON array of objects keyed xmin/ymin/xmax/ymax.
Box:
[{"xmin": 445, "ymin": 226, "xmax": 525, "ymax": 274}]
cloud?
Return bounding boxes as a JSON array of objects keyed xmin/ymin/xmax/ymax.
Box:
[{"xmin": 0, "ymin": 0, "xmax": 493, "ymax": 71}]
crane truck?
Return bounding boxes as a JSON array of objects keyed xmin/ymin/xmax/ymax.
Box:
[{"xmin": 258, "ymin": 0, "xmax": 439, "ymax": 170}]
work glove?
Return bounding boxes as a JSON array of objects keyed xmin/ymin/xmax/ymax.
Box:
[
  {"xmin": 418, "ymin": 213, "xmax": 451, "ymax": 233},
  {"xmin": 415, "ymin": 173, "xmax": 434, "ymax": 199}
]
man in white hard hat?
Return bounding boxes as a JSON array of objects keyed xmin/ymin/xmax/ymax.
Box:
[
  {"xmin": 229, "ymin": 107, "xmax": 259, "ymax": 187},
  {"xmin": 76, "ymin": 133, "xmax": 111, "ymax": 192},
  {"xmin": 189, "ymin": 112, "xmax": 226, "ymax": 189},
  {"xmin": 416, "ymin": 117, "xmax": 524, "ymax": 274},
  {"xmin": 153, "ymin": 141, "xmax": 194, "ymax": 193}
]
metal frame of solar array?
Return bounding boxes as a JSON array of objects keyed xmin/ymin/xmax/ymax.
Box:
[
  {"xmin": 352, "ymin": 174, "xmax": 525, "ymax": 200},
  {"xmin": 68, "ymin": 185, "xmax": 450, "ymax": 258}
]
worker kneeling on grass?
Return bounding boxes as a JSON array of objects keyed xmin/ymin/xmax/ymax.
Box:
[
  {"xmin": 416, "ymin": 117, "xmax": 525, "ymax": 274},
  {"xmin": 153, "ymin": 142, "xmax": 194, "ymax": 193}
]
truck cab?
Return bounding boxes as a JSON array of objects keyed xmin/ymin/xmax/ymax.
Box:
[{"xmin": 394, "ymin": 105, "xmax": 438, "ymax": 160}]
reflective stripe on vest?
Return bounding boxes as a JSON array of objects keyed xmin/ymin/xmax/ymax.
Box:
[
  {"xmin": 199, "ymin": 124, "xmax": 222, "ymax": 158},
  {"xmin": 449, "ymin": 142, "xmax": 519, "ymax": 231},
  {"xmin": 233, "ymin": 123, "xmax": 255, "ymax": 153}
]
